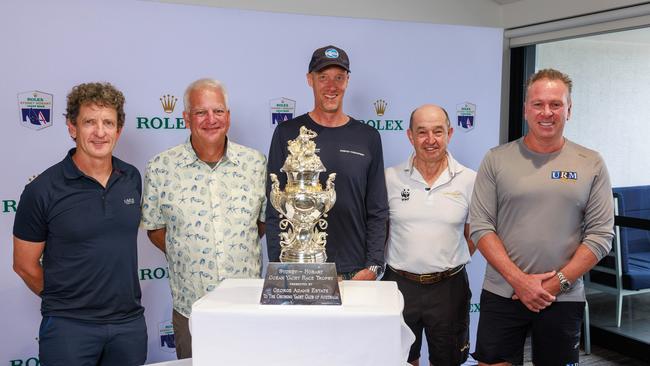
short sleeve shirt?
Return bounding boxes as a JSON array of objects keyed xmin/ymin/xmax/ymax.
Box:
[
  {"xmin": 13, "ymin": 149, "xmax": 144, "ymax": 322},
  {"xmin": 385, "ymin": 153, "xmax": 475, "ymax": 273},
  {"xmin": 141, "ymin": 138, "xmax": 267, "ymax": 317}
]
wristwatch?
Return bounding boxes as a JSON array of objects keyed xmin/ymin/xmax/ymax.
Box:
[
  {"xmin": 367, "ymin": 265, "xmax": 384, "ymax": 278},
  {"xmin": 557, "ymin": 271, "xmax": 571, "ymax": 294}
]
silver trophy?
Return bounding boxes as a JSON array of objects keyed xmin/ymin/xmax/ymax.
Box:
[{"xmin": 269, "ymin": 126, "xmax": 336, "ymax": 263}]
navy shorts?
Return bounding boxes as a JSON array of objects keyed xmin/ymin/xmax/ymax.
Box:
[
  {"xmin": 472, "ymin": 290, "xmax": 584, "ymax": 366},
  {"xmin": 39, "ymin": 314, "xmax": 147, "ymax": 366},
  {"xmin": 384, "ymin": 266, "xmax": 471, "ymax": 365}
]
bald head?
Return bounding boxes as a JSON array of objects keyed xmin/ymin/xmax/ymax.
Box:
[
  {"xmin": 409, "ymin": 104, "xmax": 450, "ymax": 131},
  {"xmin": 407, "ymin": 104, "xmax": 454, "ymax": 165}
]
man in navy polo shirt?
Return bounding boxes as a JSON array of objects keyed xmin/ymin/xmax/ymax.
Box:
[
  {"xmin": 13, "ymin": 82, "xmax": 147, "ymax": 366},
  {"xmin": 266, "ymin": 45, "xmax": 388, "ymax": 280}
]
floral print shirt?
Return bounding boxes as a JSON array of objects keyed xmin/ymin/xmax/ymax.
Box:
[{"xmin": 141, "ymin": 138, "xmax": 266, "ymax": 317}]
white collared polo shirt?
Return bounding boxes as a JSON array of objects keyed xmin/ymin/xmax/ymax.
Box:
[{"xmin": 385, "ymin": 153, "xmax": 476, "ymax": 274}]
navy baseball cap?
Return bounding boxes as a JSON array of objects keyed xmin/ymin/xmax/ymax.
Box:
[{"xmin": 308, "ymin": 45, "xmax": 350, "ymax": 73}]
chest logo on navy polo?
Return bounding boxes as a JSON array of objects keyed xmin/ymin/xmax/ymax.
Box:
[
  {"xmin": 551, "ymin": 171, "xmax": 577, "ymax": 181},
  {"xmin": 339, "ymin": 149, "xmax": 365, "ymax": 157},
  {"xmin": 124, "ymin": 197, "xmax": 136, "ymax": 205},
  {"xmin": 401, "ymin": 188, "xmax": 410, "ymax": 201}
]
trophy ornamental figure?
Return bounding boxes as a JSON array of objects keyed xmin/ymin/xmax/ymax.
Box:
[{"xmin": 269, "ymin": 126, "xmax": 336, "ymax": 263}]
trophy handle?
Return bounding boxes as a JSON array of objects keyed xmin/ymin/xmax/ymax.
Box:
[
  {"xmin": 324, "ymin": 173, "xmax": 337, "ymax": 213},
  {"xmin": 269, "ymin": 173, "xmax": 287, "ymax": 217},
  {"xmin": 270, "ymin": 173, "xmax": 280, "ymax": 191}
]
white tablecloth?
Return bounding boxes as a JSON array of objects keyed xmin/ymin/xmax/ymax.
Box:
[{"xmin": 180, "ymin": 278, "xmax": 415, "ymax": 366}]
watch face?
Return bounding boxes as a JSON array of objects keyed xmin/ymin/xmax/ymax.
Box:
[
  {"xmin": 560, "ymin": 281, "xmax": 570, "ymax": 292},
  {"xmin": 557, "ymin": 272, "xmax": 570, "ymax": 293}
]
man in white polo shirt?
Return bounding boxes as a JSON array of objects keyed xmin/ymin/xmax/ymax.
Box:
[{"xmin": 383, "ymin": 104, "xmax": 476, "ymax": 366}]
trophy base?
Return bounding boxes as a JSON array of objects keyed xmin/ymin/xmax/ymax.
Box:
[{"xmin": 280, "ymin": 250, "xmax": 327, "ymax": 263}]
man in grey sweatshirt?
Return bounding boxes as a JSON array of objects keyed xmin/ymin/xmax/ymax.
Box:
[{"xmin": 470, "ymin": 68, "xmax": 614, "ymax": 366}]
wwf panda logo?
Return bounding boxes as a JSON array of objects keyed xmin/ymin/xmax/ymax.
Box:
[{"xmin": 401, "ymin": 188, "xmax": 410, "ymax": 201}]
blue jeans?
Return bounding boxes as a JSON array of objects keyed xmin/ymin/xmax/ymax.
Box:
[{"xmin": 39, "ymin": 315, "xmax": 147, "ymax": 366}]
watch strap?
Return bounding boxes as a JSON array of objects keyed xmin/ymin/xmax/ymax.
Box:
[
  {"xmin": 367, "ymin": 265, "xmax": 384, "ymax": 277},
  {"xmin": 557, "ymin": 271, "xmax": 571, "ymax": 293}
]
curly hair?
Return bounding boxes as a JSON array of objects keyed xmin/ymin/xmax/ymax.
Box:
[{"xmin": 65, "ymin": 82, "xmax": 125, "ymax": 128}]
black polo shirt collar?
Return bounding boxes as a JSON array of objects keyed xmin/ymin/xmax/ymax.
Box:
[{"xmin": 62, "ymin": 148, "xmax": 128, "ymax": 184}]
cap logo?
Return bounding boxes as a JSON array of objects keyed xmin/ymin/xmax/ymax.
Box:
[{"xmin": 324, "ymin": 48, "xmax": 339, "ymax": 59}]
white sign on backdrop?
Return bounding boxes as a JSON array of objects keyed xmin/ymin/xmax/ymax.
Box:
[
  {"xmin": 17, "ymin": 90, "xmax": 53, "ymax": 130},
  {"xmin": 0, "ymin": 0, "xmax": 502, "ymax": 364},
  {"xmin": 457, "ymin": 102, "xmax": 477, "ymax": 132},
  {"xmin": 270, "ymin": 97, "xmax": 296, "ymax": 127}
]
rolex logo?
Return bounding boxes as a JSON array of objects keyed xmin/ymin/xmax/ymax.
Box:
[
  {"xmin": 137, "ymin": 94, "xmax": 185, "ymax": 129},
  {"xmin": 374, "ymin": 99, "xmax": 387, "ymax": 116},
  {"xmin": 160, "ymin": 94, "xmax": 178, "ymax": 114},
  {"xmin": 359, "ymin": 98, "xmax": 403, "ymax": 132}
]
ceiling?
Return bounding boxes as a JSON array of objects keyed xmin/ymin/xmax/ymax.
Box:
[{"xmin": 146, "ymin": 0, "xmax": 650, "ymax": 29}]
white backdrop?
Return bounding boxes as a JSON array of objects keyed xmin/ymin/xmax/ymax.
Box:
[{"xmin": 0, "ymin": 0, "xmax": 502, "ymax": 364}]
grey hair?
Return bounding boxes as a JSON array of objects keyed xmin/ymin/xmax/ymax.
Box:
[{"xmin": 183, "ymin": 78, "xmax": 230, "ymax": 112}]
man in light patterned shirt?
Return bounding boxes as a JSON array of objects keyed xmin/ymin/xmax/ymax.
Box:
[{"xmin": 141, "ymin": 78, "xmax": 267, "ymax": 359}]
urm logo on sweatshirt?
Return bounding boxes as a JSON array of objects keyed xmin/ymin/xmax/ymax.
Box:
[{"xmin": 551, "ymin": 171, "xmax": 577, "ymax": 181}]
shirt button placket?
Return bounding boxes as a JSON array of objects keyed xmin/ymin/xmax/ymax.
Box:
[{"xmin": 209, "ymin": 169, "xmax": 222, "ymax": 280}]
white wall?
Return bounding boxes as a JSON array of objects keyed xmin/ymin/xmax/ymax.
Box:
[{"xmin": 536, "ymin": 32, "xmax": 650, "ymax": 187}]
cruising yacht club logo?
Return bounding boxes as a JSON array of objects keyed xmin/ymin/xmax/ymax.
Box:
[
  {"xmin": 456, "ymin": 102, "xmax": 476, "ymax": 132},
  {"xmin": 18, "ymin": 90, "xmax": 53, "ymax": 130},
  {"xmin": 159, "ymin": 320, "xmax": 176, "ymax": 353},
  {"xmin": 270, "ymin": 97, "xmax": 296, "ymax": 126}
]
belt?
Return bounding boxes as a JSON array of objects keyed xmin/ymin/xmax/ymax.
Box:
[{"xmin": 389, "ymin": 264, "xmax": 464, "ymax": 285}]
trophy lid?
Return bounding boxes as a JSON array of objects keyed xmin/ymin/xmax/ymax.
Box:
[{"xmin": 281, "ymin": 126, "xmax": 326, "ymax": 173}]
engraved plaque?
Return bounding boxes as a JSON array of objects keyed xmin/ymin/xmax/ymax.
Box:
[{"xmin": 261, "ymin": 263, "xmax": 341, "ymax": 305}]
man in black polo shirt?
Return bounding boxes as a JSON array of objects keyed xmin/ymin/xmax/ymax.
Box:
[{"xmin": 13, "ymin": 82, "xmax": 147, "ymax": 366}]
